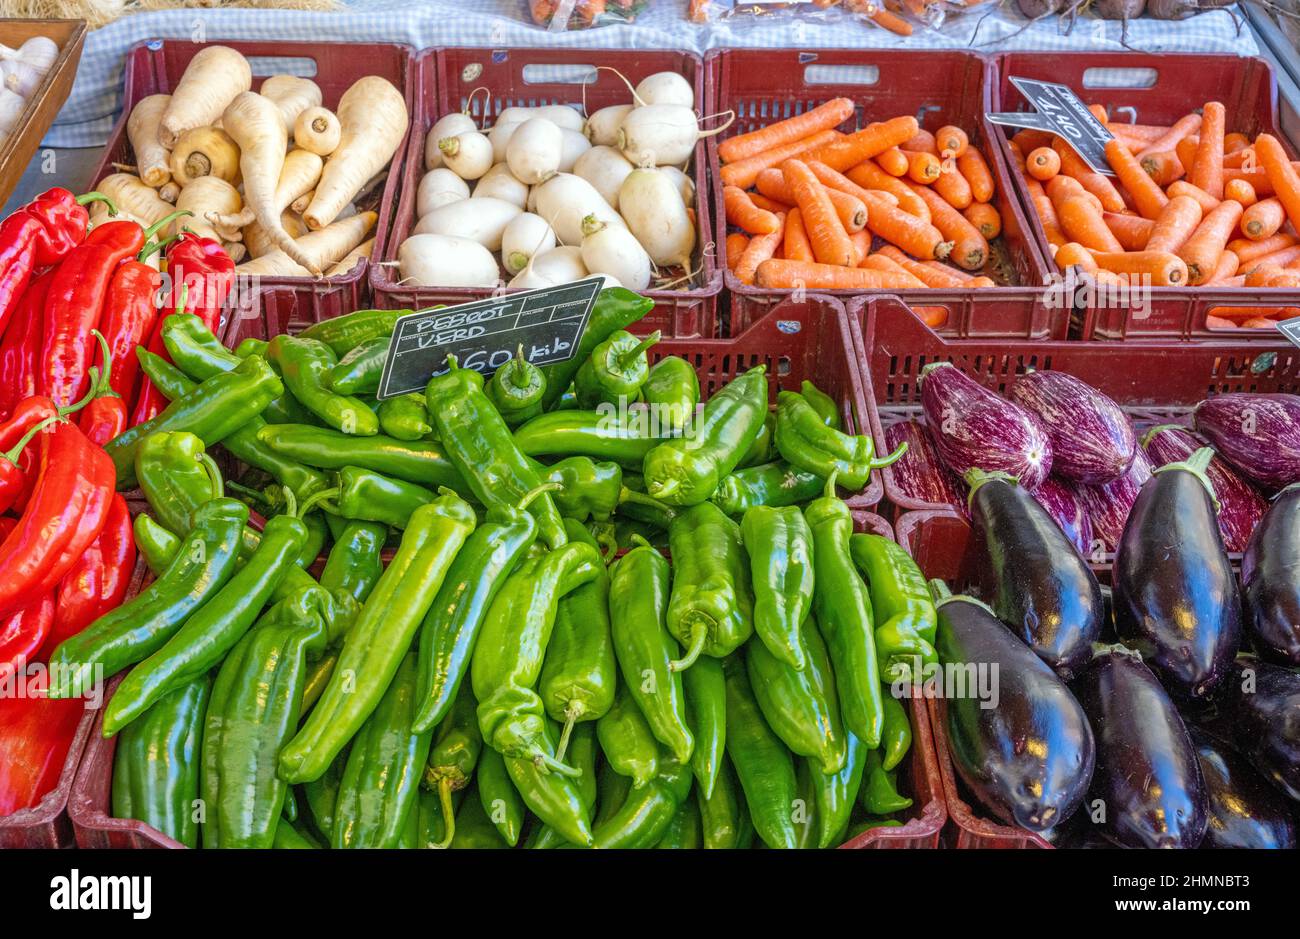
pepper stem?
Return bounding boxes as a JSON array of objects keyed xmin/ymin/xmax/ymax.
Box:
[
  {"xmin": 1151, "ymin": 446, "xmax": 1220, "ymax": 512},
  {"xmin": 617, "ymin": 330, "xmax": 661, "ymax": 368},
  {"xmin": 57, "ymin": 369, "xmax": 101, "ymax": 416},
  {"xmin": 281, "ymin": 485, "xmax": 299, "ymax": 519},
  {"xmin": 226, "ymin": 480, "xmax": 273, "ymax": 506},
  {"xmin": 618, "ymin": 487, "xmax": 672, "ymax": 512},
  {"xmin": 88, "ymin": 330, "xmax": 120, "ymax": 400},
  {"xmin": 75, "ymin": 191, "xmax": 117, "ymax": 214},
  {"xmin": 669, "ymin": 621, "xmax": 708, "ymax": 672},
  {"xmin": 432, "ymin": 778, "xmax": 455, "ymax": 850},
  {"xmin": 1, "ymin": 415, "xmax": 59, "ymax": 465},
  {"xmin": 509, "ymin": 344, "xmax": 530, "ymax": 386},
  {"xmin": 139, "ymin": 231, "xmax": 181, "ymax": 262},
  {"xmin": 517, "ymin": 481, "xmax": 562, "ymax": 510},
  {"xmin": 534, "ymin": 750, "xmax": 583, "ymax": 778},
  {"xmin": 823, "ymin": 470, "xmax": 840, "ymax": 499},
  {"xmin": 554, "ymin": 702, "xmax": 584, "ymax": 764},
  {"xmin": 142, "ymin": 209, "xmax": 192, "ymax": 243},
  {"xmin": 867, "ymin": 440, "xmax": 909, "ymax": 470},
  {"xmin": 198, "ymin": 453, "xmax": 224, "ymax": 501},
  {"xmin": 298, "ymin": 486, "xmax": 342, "ymax": 518}
]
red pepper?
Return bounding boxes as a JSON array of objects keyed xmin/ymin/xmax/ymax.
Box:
[
  {"xmin": 78, "ymin": 332, "xmax": 127, "ymax": 446},
  {"xmin": 42, "ymin": 494, "xmax": 135, "ymax": 661},
  {"xmin": 0, "ymin": 592, "xmax": 54, "ymax": 685},
  {"xmin": 0, "ymin": 668, "xmax": 86, "ymax": 817},
  {"xmin": 0, "ymin": 418, "xmax": 115, "ymax": 620},
  {"xmin": 167, "ymin": 230, "xmax": 236, "ymax": 335},
  {"xmin": 0, "ymin": 269, "xmax": 53, "ymax": 422},
  {"xmin": 93, "ymin": 259, "xmax": 163, "ymax": 404},
  {"xmin": 0, "ymin": 188, "xmax": 109, "ymax": 338},
  {"xmin": 0, "ymin": 416, "xmax": 58, "ymax": 515}
]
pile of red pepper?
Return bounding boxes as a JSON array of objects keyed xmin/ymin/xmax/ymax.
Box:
[{"xmin": 0, "ymin": 187, "xmax": 235, "ymax": 818}]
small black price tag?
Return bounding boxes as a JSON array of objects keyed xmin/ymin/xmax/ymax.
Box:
[
  {"xmin": 376, "ymin": 277, "xmax": 604, "ymax": 400},
  {"xmin": 1276, "ymin": 314, "xmax": 1300, "ymax": 349},
  {"xmin": 987, "ymin": 77, "xmax": 1115, "ymax": 176}
]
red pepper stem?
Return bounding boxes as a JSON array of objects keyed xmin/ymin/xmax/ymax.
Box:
[
  {"xmin": 2, "ymin": 416, "xmax": 59, "ymax": 465},
  {"xmin": 433, "ymin": 778, "xmax": 456, "ymax": 850},
  {"xmin": 298, "ymin": 487, "xmax": 342, "ymax": 518},
  {"xmin": 88, "ymin": 330, "xmax": 120, "ymax": 400},
  {"xmin": 75, "ymin": 191, "xmax": 117, "ymax": 214},
  {"xmin": 198, "ymin": 453, "xmax": 224, "ymax": 502},
  {"xmin": 57, "ymin": 371, "xmax": 101, "ymax": 417},
  {"xmin": 142, "ymin": 210, "xmax": 192, "ymax": 244}
]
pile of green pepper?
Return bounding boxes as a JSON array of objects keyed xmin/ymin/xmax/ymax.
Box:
[{"xmin": 79, "ymin": 286, "xmax": 934, "ymax": 849}]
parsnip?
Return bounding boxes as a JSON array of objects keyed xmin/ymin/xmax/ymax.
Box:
[
  {"xmin": 304, "ymin": 77, "xmax": 408, "ymax": 231},
  {"xmin": 93, "ymin": 173, "xmax": 173, "ymax": 227},
  {"xmin": 210, "ymin": 148, "xmax": 322, "ymax": 230},
  {"xmin": 325, "ymin": 237, "xmax": 374, "ymax": 276},
  {"xmin": 260, "ymin": 75, "xmax": 322, "ymax": 136},
  {"xmin": 294, "ymin": 106, "xmax": 341, "ymax": 156},
  {"xmin": 176, "ymin": 177, "xmax": 243, "ymax": 243},
  {"xmin": 128, "ymin": 94, "xmax": 172, "ymax": 187},
  {"xmin": 169, "ymin": 126, "xmax": 241, "ymax": 186},
  {"xmin": 159, "ymin": 46, "xmax": 252, "ymax": 148},
  {"xmin": 236, "ymin": 211, "xmax": 377, "ymax": 276},
  {"xmin": 244, "ymin": 210, "xmax": 309, "ymax": 259},
  {"xmin": 158, "ymin": 181, "xmax": 180, "ymax": 204}
]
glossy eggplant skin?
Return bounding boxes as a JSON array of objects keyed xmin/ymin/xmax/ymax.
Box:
[
  {"xmin": 1242, "ymin": 486, "xmax": 1300, "ymax": 666},
  {"xmin": 936, "ymin": 595, "xmax": 1094, "ymax": 832},
  {"xmin": 969, "ymin": 474, "xmax": 1103, "ymax": 679},
  {"xmin": 1072, "ymin": 650, "xmax": 1207, "ymax": 849},
  {"xmin": 1190, "ymin": 728, "xmax": 1297, "ymax": 849},
  {"xmin": 1228, "ymin": 659, "xmax": 1300, "ymax": 803},
  {"xmin": 1112, "ymin": 460, "xmax": 1242, "ymax": 701}
]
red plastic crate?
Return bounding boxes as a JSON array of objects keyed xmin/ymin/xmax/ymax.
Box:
[
  {"xmin": 706, "ymin": 48, "xmax": 1058, "ymax": 339},
  {"xmin": 369, "ymin": 47, "xmax": 721, "ymax": 338},
  {"xmin": 848, "ymin": 295, "xmax": 1300, "ymax": 515},
  {"xmin": 89, "ymin": 38, "xmax": 418, "ymax": 329},
  {"xmin": 989, "ymin": 52, "xmax": 1300, "ymax": 341}
]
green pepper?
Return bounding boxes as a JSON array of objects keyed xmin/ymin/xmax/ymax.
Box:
[
  {"xmin": 331, "ymin": 652, "xmax": 433, "ymax": 848},
  {"xmin": 682, "ymin": 656, "xmax": 725, "ymax": 799},
  {"xmin": 574, "ymin": 329, "xmax": 660, "ymax": 408},
  {"xmin": 609, "ymin": 536, "xmax": 694, "ymax": 765},
  {"xmin": 328, "ymin": 335, "xmax": 389, "ymax": 396},
  {"xmin": 794, "ymin": 760, "xmax": 819, "ymax": 848},
  {"xmin": 449, "ymin": 785, "xmax": 510, "ymax": 848},
  {"xmin": 295, "ymin": 509, "xmax": 330, "ymax": 568},
  {"xmin": 423, "ymin": 684, "xmax": 482, "ymax": 849},
  {"xmin": 811, "ymin": 732, "xmax": 868, "ymax": 848},
  {"xmin": 880, "ymin": 691, "xmax": 913, "ymax": 772},
  {"xmin": 256, "ymin": 424, "xmax": 467, "ymax": 491},
  {"xmin": 487, "ymin": 345, "xmax": 547, "ymax": 425},
  {"xmin": 378, "ymin": 393, "xmax": 432, "ymax": 441},
  {"xmin": 849, "ymin": 533, "xmax": 939, "ymax": 683},
  {"xmin": 280, "ymin": 492, "xmax": 476, "ymax": 784},
  {"xmin": 110, "ymin": 676, "xmax": 209, "ymax": 849},
  {"xmin": 775, "ymin": 391, "xmax": 906, "ymax": 493},
  {"xmin": 319, "ymin": 520, "xmax": 386, "ymax": 605},
  {"xmin": 135, "ymin": 431, "xmax": 217, "ymax": 535},
  {"xmin": 741, "ymin": 504, "xmax": 814, "ymax": 671},
  {"xmin": 805, "ymin": 474, "xmax": 884, "ymax": 749},
  {"xmin": 299, "ymin": 308, "xmax": 401, "ymax": 356},
  {"xmin": 471, "ymin": 539, "xmax": 602, "ymax": 769},
  {"xmin": 847, "ymin": 818, "xmax": 904, "ymax": 838},
  {"xmin": 696, "ymin": 758, "xmax": 746, "ymax": 849},
  {"xmin": 273, "ymin": 821, "xmax": 321, "ymax": 849},
  {"xmin": 201, "ymin": 586, "xmax": 330, "ymax": 848},
  {"xmin": 860, "ymin": 747, "xmax": 913, "ymax": 815},
  {"xmin": 738, "ymin": 412, "xmax": 776, "ymax": 470},
  {"xmin": 539, "ymin": 558, "xmax": 616, "ymax": 760},
  {"xmin": 643, "ymin": 355, "xmax": 699, "ymax": 434},
  {"xmin": 48, "ymin": 496, "xmax": 248, "ymax": 699},
  {"xmin": 307, "ymin": 465, "xmax": 439, "ymax": 529},
  {"xmin": 234, "ymin": 338, "xmax": 268, "ymax": 358},
  {"xmin": 513, "ymin": 410, "xmax": 673, "ymax": 469},
  {"xmin": 655, "ymin": 794, "xmax": 702, "ymax": 848},
  {"xmin": 666, "ymin": 502, "xmax": 754, "ymax": 670},
  {"xmin": 570, "ymin": 720, "xmax": 598, "ymax": 809},
  {"xmin": 644, "ymin": 365, "xmax": 767, "ymax": 506},
  {"xmin": 267, "ymin": 334, "xmax": 380, "ymax": 436},
  {"xmin": 426, "ymin": 354, "xmax": 567, "ymax": 550},
  {"xmin": 800, "ymin": 379, "xmax": 841, "ymax": 430},
  {"xmin": 711, "ymin": 461, "xmax": 824, "ymax": 516},
  {"xmin": 106, "ymin": 354, "xmax": 285, "ymax": 489},
  {"xmin": 133, "ymin": 514, "xmax": 178, "ymax": 574},
  {"xmin": 724, "ymin": 656, "xmax": 799, "ymax": 849},
  {"xmin": 506, "ymin": 719, "xmax": 594, "ymax": 847},
  {"xmin": 539, "ymin": 287, "xmax": 653, "ymax": 409},
  {"xmin": 529, "ymin": 455, "xmax": 622, "ymax": 523},
  {"xmin": 596, "ymin": 685, "xmax": 660, "ymax": 789},
  {"xmin": 594, "ymin": 758, "xmax": 633, "ymax": 828},
  {"xmin": 591, "ymin": 756, "xmax": 692, "ymax": 849},
  {"xmin": 302, "ymin": 747, "xmax": 347, "ymax": 841},
  {"xmin": 747, "ymin": 614, "xmax": 847, "ymax": 775},
  {"xmin": 475, "ymin": 747, "xmax": 524, "ymax": 846}
]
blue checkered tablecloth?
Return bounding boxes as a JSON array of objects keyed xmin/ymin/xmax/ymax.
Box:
[{"xmin": 43, "ymin": 0, "xmax": 1259, "ymax": 148}]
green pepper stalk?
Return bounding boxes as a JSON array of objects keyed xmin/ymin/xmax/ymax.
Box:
[
  {"xmin": 774, "ymin": 390, "xmax": 907, "ymax": 492},
  {"xmin": 665, "ymin": 501, "xmax": 755, "ymax": 672},
  {"xmin": 487, "ymin": 344, "xmax": 547, "ymax": 426},
  {"xmin": 574, "ymin": 329, "xmax": 661, "ymax": 409},
  {"xmin": 740, "ymin": 504, "xmax": 815, "ymax": 671}
]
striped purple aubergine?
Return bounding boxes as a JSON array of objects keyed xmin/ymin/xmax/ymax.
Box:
[
  {"xmin": 1031, "ymin": 476, "xmax": 1094, "ymax": 556},
  {"xmin": 884, "ymin": 419, "xmax": 968, "ymax": 516},
  {"xmin": 1141, "ymin": 423, "xmax": 1267, "ymax": 553},
  {"xmin": 919, "ymin": 362, "xmax": 1053, "ymax": 490},
  {"xmin": 1007, "ymin": 371, "xmax": 1135, "ymax": 485},
  {"xmin": 1193, "ymin": 394, "xmax": 1300, "ymax": 490},
  {"xmin": 1077, "ymin": 446, "xmax": 1152, "ymax": 552}
]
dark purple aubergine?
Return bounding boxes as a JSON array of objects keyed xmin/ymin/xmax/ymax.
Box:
[
  {"xmin": 1112, "ymin": 448, "xmax": 1242, "ymax": 700},
  {"xmin": 1007, "ymin": 371, "xmax": 1136, "ymax": 485},
  {"xmin": 1142, "ymin": 423, "xmax": 1267, "ymax": 553},
  {"xmin": 1194, "ymin": 393, "xmax": 1300, "ymax": 489},
  {"xmin": 968, "ymin": 470, "xmax": 1103, "ymax": 678},
  {"xmin": 1072, "ymin": 648, "xmax": 1207, "ymax": 848},
  {"xmin": 920, "ymin": 362, "xmax": 1053, "ymax": 490},
  {"xmin": 1190, "ymin": 728, "xmax": 1297, "ymax": 849},
  {"xmin": 1243, "ymin": 485, "xmax": 1300, "ymax": 665},
  {"xmin": 1228, "ymin": 658, "xmax": 1300, "ymax": 802},
  {"xmin": 884, "ymin": 419, "xmax": 968, "ymax": 516},
  {"xmin": 1031, "ymin": 476, "xmax": 1094, "ymax": 556},
  {"xmin": 1076, "ymin": 447, "xmax": 1152, "ymax": 552},
  {"xmin": 935, "ymin": 591, "xmax": 1094, "ymax": 831}
]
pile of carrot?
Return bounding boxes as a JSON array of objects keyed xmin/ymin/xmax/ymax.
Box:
[
  {"xmin": 1015, "ymin": 100, "xmax": 1300, "ymax": 329},
  {"xmin": 718, "ymin": 96, "xmax": 1004, "ymax": 319}
]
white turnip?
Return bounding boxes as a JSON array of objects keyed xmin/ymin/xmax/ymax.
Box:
[{"xmin": 398, "ymin": 233, "xmax": 500, "ymax": 287}]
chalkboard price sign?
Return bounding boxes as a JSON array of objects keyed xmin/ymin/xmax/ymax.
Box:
[
  {"xmin": 1276, "ymin": 314, "xmax": 1300, "ymax": 350},
  {"xmin": 987, "ymin": 77, "xmax": 1115, "ymax": 176},
  {"xmin": 376, "ymin": 277, "xmax": 604, "ymax": 400}
]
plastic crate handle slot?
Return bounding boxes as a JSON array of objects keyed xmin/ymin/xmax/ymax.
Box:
[
  {"xmin": 1081, "ymin": 67, "xmax": 1157, "ymax": 90},
  {"xmin": 246, "ymin": 56, "xmax": 319, "ymax": 79},
  {"xmin": 522, "ymin": 64, "xmax": 598, "ymax": 85},
  {"xmin": 804, "ymin": 65, "xmax": 879, "ymax": 87}
]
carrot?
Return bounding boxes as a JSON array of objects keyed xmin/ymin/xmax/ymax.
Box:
[
  {"xmin": 1011, "ymin": 129, "xmax": 1054, "ymax": 155},
  {"xmin": 860, "ymin": 254, "xmax": 928, "ymax": 287},
  {"xmin": 1139, "ymin": 150, "xmax": 1183, "ymax": 187},
  {"xmin": 932, "ymin": 164, "xmax": 973, "ymax": 209},
  {"xmin": 963, "ymin": 202, "xmax": 1001, "ymax": 240},
  {"xmin": 1189, "ymin": 102, "xmax": 1225, "ymax": 199},
  {"xmin": 781, "ymin": 159, "xmax": 855, "ymax": 267},
  {"xmin": 904, "ymin": 150, "xmax": 942, "ymax": 184},
  {"xmin": 1243, "ymin": 317, "xmax": 1281, "ymax": 328},
  {"xmin": 719, "ymin": 128, "xmax": 841, "ymax": 190},
  {"xmin": 1053, "ymin": 138, "xmax": 1126, "ymax": 212},
  {"xmin": 877, "ymin": 147, "xmax": 909, "ymax": 177},
  {"xmin": 1046, "ymin": 174, "xmax": 1102, "ymax": 215},
  {"xmin": 876, "ymin": 245, "xmax": 968, "ymax": 286},
  {"xmin": 725, "ymin": 232, "xmax": 750, "ymax": 270},
  {"xmin": 1058, "ymin": 195, "xmax": 1124, "ymax": 254},
  {"xmin": 1107, "ymin": 127, "xmax": 1153, "ymax": 153},
  {"xmin": 865, "ymin": 7, "xmax": 914, "ymax": 35},
  {"xmin": 753, "ymin": 258, "xmax": 919, "ymax": 289},
  {"xmin": 782, "ymin": 208, "xmax": 815, "ymax": 263},
  {"xmin": 1265, "ymin": 270, "xmax": 1300, "ymax": 288},
  {"xmin": 718, "ymin": 97, "xmax": 855, "ymax": 164},
  {"xmin": 850, "ymin": 229, "xmax": 871, "ymax": 266},
  {"xmin": 1105, "ymin": 138, "xmax": 1169, "ymax": 220},
  {"xmin": 755, "ymin": 168, "xmax": 867, "ymax": 233},
  {"xmin": 1202, "ymin": 249, "xmax": 1240, "ymax": 286},
  {"xmin": 1026, "ymin": 147, "xmax": 1060, "ymax": 181},
  {"xmin": 844, "ymin": 161, "xmax": 930, "ymax": 220},
  {"xmin": 1089, "ymin": 250, "xmax": 1189, "ymax": 287},
  {"xmin": 1175, "ymin": 135, "xmax": 1200, "ymax": 181},
  {"xmin": 1177, "ymin": 199, "xmax": 1244, "ymax": 284},
  {"xmin": 1246, "ymin": 244, "xmax": 1300, "ymax": 270},
  {"xmin": 902, "ymin": 129, "xmax": 938, "ymax": 154},
  {"xmin": 956, "ymin": 147, "xmax": 995, "ymax": 202},
  {"xmin": 1166, "ymin": 180, "xmax": 1221, "ymax": 214},
  {"xmin": 800, "ymin": 116, "xmax": 919, "ymax": 174},
  {"xmin": 724, "ymin": 185, "xmax": 780, "ymax": 235},
  {"xmin": 1143, "ymin": 195, "xmax": 1203, "ymax": 254},
  {"xmin": 1107, "ymin": 122, "xmax": 1174, "ymax": 143},
  {"xmin": 1101, "ymin": 212, "xmax": 1154, "ymax": 251},
  {"xmin": 1210, "ymin": 306, "xmax": 1297, "ymax": 321},
  {"xmin": 1135, "ymin": 112, "xmax": 1201, "ymax": 160},
  {"xmin": 1054, "ymin": 242, "xmax": 1099, "ymax": 273},
  {"xmin": 1224, "ymin": 132, "xmax": 1250, "ymax": 154},
  {"xmin": 865, "ymin": 189, "xmax": 899, "ymax": 206},
  {"xmin": 734, "ymin": 212, "xmax": 786, "ymax": 285},
  {"xmin": 1205, "ymin": 315, "xmax": 1240, "ymax": 328},
  {"xmin": 1224, "ymin": 178, "xmax": 1258, "ymax": 207},
  {"xmin": 748, "ymin": 192, "xmax": 791, "ymax": 214},
  {"xmin": 1222, "ymin": 166, "xmax": 1291, "ymax": 197},
  {"xmin": 1255, "ymin": 134, "xmax": 1300, "ymax": 237},
  {"xmin": 1024, "ymin": 178, "xmax": 1067, "ymax": 248},
  {"xmin": 1238, "ymin": 200, "xmax": 1289, "ymax": 241},
  {"xmin": 910, "ymin": 182, "xmax": 988, "ymax": 270},
  {"xmin": 856, "ymin": 189, "xmax": 950, "ymax": 259},
  {"xmin": 935, "ymin": 126, "xmax": 968, "ymax": 158},
  {"xmin": 1224, "ymin": 148, "xmax": 1257, "ymax": 169},
  {"xmin": 1244, "ymin": 264, "xmax": 1284, "ymax": 288},
  {"xmin": 914, "ymin": 307, "xmax": 950, "ymax": 328}
]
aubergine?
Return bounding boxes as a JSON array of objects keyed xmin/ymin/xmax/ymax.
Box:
[
  {"xmin": 884, "ymin": 419, "xmax": 967, "ymax": 516},
  {"xmin": 1194, "ymin": 393, "xmax": 1300, "ymax": 490},
  {"xmin": 935, "ymin": 589, "xmax": 1094, "ymax": 831},
  {"xmin": 1142, "ymin": 423, "xmax": 1267, "ymax": 553},
  {"xmin": 1190, "ymin": 727, "xmax": 1297, "ymax": 849},
  {"xmin": 1031, "ymin": 476, "xmax": 1094, "ymax": 557},
  {"xmin": 1072, "ymin": 648, "xmax": 1207, "ymax": 849},
  {"xmin": 1007, "ymin": 371, "xmax": 1136, "ymax": 485},
  {"xmin": 920, "ymin": 362, "xmax": 1053, "ymax": 490},
  {"xmin": 1112, "ymin": 448, "xmax": 1242, "ymax": 700},
  {"xmin": 1076, "ymin": 447, "xmax": 1152, "ymax": 552},
  {"xmin": 1242, "ymin": 485, "xmax": 1300, "ymax": 665},
  {"xmin": 967, "ymin": 470, "xmax": 1103, "ymax": 678},
  {"xmin": 1227, "ymin": 658, "xmax": 1300, "ymax": 802}
]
